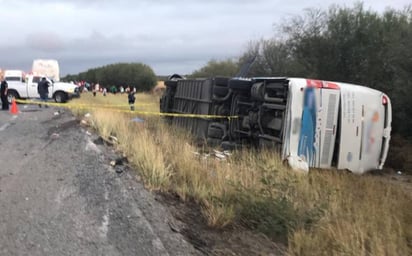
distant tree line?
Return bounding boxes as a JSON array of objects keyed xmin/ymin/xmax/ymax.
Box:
[
  {"xmin": 190, "ymin": 4, "xmax": 412, "ymax": 137},
  {"xmin": 62, "ymin": 63, "xmax": 157, "ymax": 92}
]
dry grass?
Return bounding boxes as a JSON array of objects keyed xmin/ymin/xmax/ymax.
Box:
[{"xmin": 68, "ymin": 92, "xmax": 412, "ymax": 255}]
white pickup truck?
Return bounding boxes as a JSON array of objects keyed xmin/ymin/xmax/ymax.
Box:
[{"xmin": 6, "ymin": 72, "xmax": 79, "ymax": 103}]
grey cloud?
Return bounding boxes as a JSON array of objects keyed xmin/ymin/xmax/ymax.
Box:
[
  {"xmin": 26, "ymin": 32, "xmax": 66, "ymax": 52},
  {"xmin": 0, "ymin": 0, "xmax": 408, "ymax": 76}
]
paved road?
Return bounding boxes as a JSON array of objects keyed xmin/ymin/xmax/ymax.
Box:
[{"xmin": 0, "ymin": 105, "xmax": 198, "ymax": 256}]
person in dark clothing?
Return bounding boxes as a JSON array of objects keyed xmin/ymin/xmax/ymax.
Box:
[
  {"xmin": 37, "ymin": 77, "xmax": 50, "ymax": 108},
  {"xmin": 0, "ymin": 78, "xmax": 9, "ymax": 110},
  {"xmin": 128, "ymin": 91, "xmax": 136, "ymax": 111}
]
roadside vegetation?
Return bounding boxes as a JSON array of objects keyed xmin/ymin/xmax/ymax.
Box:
[{"xmin": 69, "ymin": 93, "xmax": 412, "ymax": 255}]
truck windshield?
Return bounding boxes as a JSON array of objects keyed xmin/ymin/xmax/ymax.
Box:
[
  {"xmin": 5, "ymin": 77, "xmax": 21, "ymax": 82},
  {"xmin": 32, "ymin": 77, "xmax": 41, "ymax": 83}
]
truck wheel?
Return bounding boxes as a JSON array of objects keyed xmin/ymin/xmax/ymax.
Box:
[
  {"xmin": 251, "ymin": 82, "xmax": 265, "ymax": 101},
  {"xmin": 214, "ymin": 77, "xmax": 229, "ymax": 86},
  {"xmin": 207, "ymin": 122, "xmax": 227, "ymax": 139},
  {"xmin": 54, "ymin": 92, "xmax": 67, "ymax": 103},
  {"xmin": 7, "ymin": 90, "xmax": 19, "ymax": 104},
  {"xmin": 213, "ymin": 86, "xmax": 229, "ymax": 97},
  {"xmin": 228, "ymin": 78, "xmax": 253, "ymax": 91}
]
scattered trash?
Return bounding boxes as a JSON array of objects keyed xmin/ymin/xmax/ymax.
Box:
[
  {"xmin": 131, "ymin": 117, "xmax": 144, "ymax": 123},
  {"xmin": 84, "ymin": 113, "xmax": 91, "ymax": 118},
  {"xmin": 50, "ymin": 133, "xmax": 59, "ymax": 139},
  {"xmin": 215, "ymin": 152, "xmax": 226, "ymax": 159},
  {"xmin": 80, "ymin": 120, "xmax": 88, "ymax": 126},
  {"xmin": 191, "ymin": 149, "xmax": 232, "ymax": 161},
  {"xmin": 169, "ymin": 221, "xmax": 181, "ymax": 233},
  {"xmin": 110, "ymin": 157, "xmax": 128, "ymax": 167},
  {"xmin": 397, "ymin": 171, "xmax": 402, "ymax": 175},
  {"xmin": 54, "ymin": 111, "xmax": 59, "ymax": 116},
  {"xmin": 223, "ymin": 150, "xmax": 232, "ymax": 156},
  {"xmin": 213, "ymin": 149, "xmax": 227, "ymax": 160},
  {"xmin": 108, "ymin": 135, "xmax": 118, "ymax": 144},
  {"xmin": 285, "ymin": 155, "xmax": 309, "ymax": 173},
  {"xmin": 86, "ymin": 131, "xmax": 92, "ymax": 136}
]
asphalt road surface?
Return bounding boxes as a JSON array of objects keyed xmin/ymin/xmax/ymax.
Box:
[{"xmin": 0, "ymin": 104, "xmax": 199, "ymax": 256}]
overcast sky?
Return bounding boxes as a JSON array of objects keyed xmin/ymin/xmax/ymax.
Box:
[{"xmin": 0, "ymin": 0, "xmax": 409, "ymax": 76}]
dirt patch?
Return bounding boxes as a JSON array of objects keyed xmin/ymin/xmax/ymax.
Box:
[
  {"xmin": 155, "ymin": 192, "xmax": 285, "ymax": 256},
  {"xmin": 47, "ymin": 119, "xmax": 80, "ymax": 135}
]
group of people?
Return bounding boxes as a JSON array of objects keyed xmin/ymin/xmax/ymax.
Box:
[
  {"xmin": 90, "ymin": 82, "xmax": 136, "ymax": 111},
  {"xmin": 0, "ymin": 74, "xmax": 50, "ymax": 110}
]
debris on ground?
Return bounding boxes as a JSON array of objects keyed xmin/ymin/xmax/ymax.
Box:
[
  {"xmin": 50, "ymin": 133, "xmax": 60, "ymax": 139},
  {"xmin": 192, "ymin": 149, "xmax": 232, "ymax": 161},
  {"xmin": 131, "ymin": 117, "xmax": 144, "ymax": 123},
  {"xmin": 110, "ymin": 157, "xmax": 128, "ymax": 166},
  {"xmin": 108, "ymin": 135, "xmax": 118, "ymax": 144}
]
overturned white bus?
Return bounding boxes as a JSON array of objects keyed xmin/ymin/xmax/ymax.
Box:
[{"xmin": 160, "ymin": 76, "xmax": 392, "ymax": 174}]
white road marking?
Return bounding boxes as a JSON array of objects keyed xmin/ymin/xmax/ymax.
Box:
[
  {"xmin": 99, "ymin": 212, "xmax": 110, "ymax": 238},
  {"xmin": 99, "ymin": 189, "xmax": 110, "ymax": 238},
  {"xmin": 0, "ymin": 123, "xmax": 10, "ymax": 131}
]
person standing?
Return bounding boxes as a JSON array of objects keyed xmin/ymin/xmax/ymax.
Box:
[
  {"xmin": 0, "ymin": 75, "xmax": 9, "ymax": 110},
  {"xmin": 95, "ymin": 83, "xmax": 100, "ymax": 96},
  {"xmin": 37, "ymin": 77, "xmax": 50, "ymax": 108},
  {"xmin": 128, "ymin": 90, "xmax": 136, "ymax": 111}
]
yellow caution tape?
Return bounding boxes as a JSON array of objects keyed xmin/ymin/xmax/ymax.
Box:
[
  {"xmin": 14, "ymin": 99, "xmax": 238, "ymax": 120},
  {"xmin": 16, "ymin": 99, "xmax": 154, "ymax": 107}
]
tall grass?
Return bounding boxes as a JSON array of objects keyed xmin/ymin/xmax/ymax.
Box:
[{"xmin": 69, "ymin": 92, "xmax": 412, "ymax": 255}]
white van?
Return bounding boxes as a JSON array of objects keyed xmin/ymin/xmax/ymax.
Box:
[{"xmin": 32, "ymin": 59, "xmax": 60, "ymax": 82}]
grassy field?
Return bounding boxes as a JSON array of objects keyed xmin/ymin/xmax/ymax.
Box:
[{"xmin": 68, "ymin": 92, "xmax": 412, "ymax": 255}]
